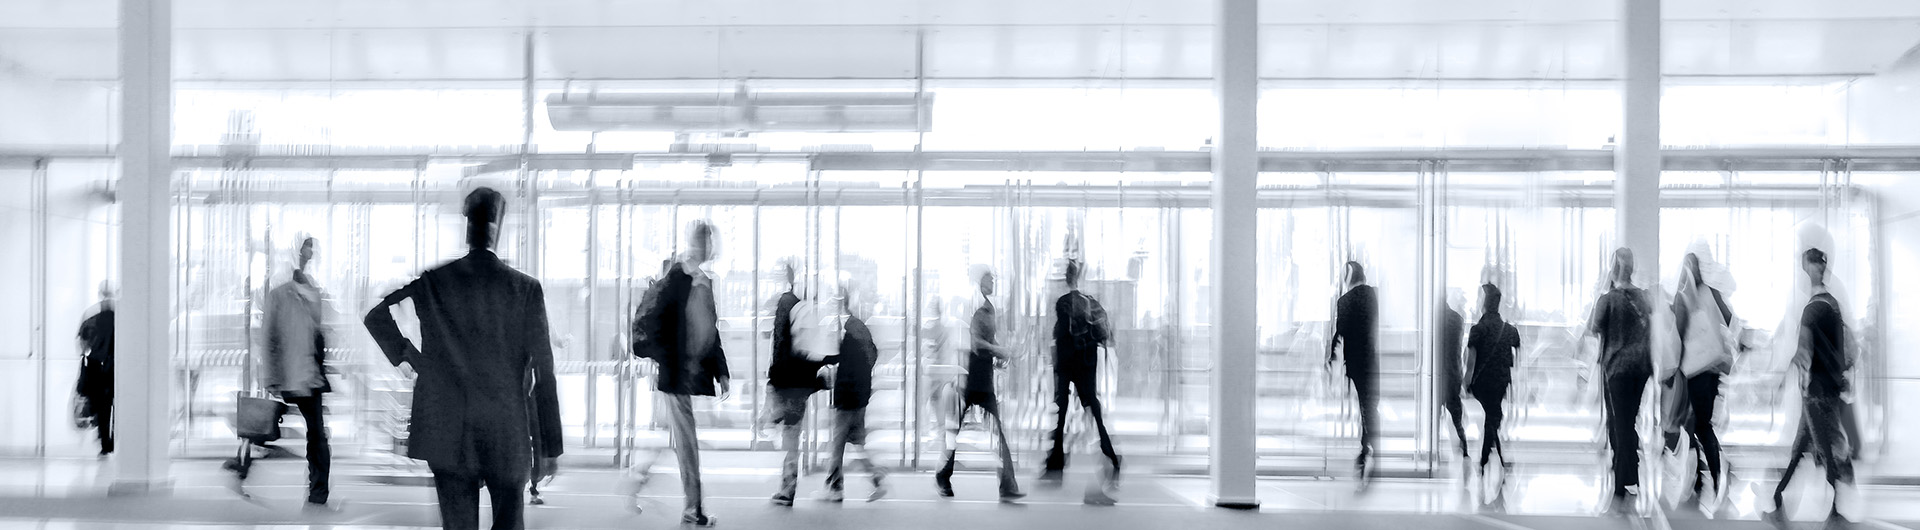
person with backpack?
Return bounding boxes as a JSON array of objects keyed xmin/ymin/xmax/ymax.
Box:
[
  {"xmin": 1666, "ymin": 243, "xmax": 1737, "ymax": 509},
  {"xmin": 819, "ymin": 284, "xmax": 889, "ymax": 502},
  {"xmin": 628, "ymin": 220, "xmax": 729, "ymax": 526},
  {"xmin": 1040, "ymin": 259, "xmax": 1121, "ymax": 501},
  {"xmin": 1588, "ymin": 248, "xmax": 1655, "ymax": 513},
  {"xmin": 1466, "ymin": 283, "xmax": 1519, "ymax": 476},
  {"xmin": 1328, "ymin": 261, "xmax": 1380, "ymax": 485},
  {"xmin": 766, "ymin": 260, "xmax": 828, "ymax": 506},
  {"xmin": 933, "ymin": 265, "xmax": 1025, "ymax": 502}
]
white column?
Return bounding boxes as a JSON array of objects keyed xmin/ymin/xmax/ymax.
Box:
[
  {"xmin": 112, "ymin": 0, "xmax": 173, "ymax": 495},
  {"xmin": 1617, "ymin": 0, "xmax": 1661, "ymax": 281},
  {"xmin": 1209, "ymin": 0, "xmax": 1260, "ymax": 509}
]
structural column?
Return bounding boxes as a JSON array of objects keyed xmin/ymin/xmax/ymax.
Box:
[
  {"xmin": 113, "ymin": 0, "xmax": 173, "ymax": 495},
  {"xmin": 1209, "ymin": 0, "xmax": 1260, "ymax": 509},
  {"xmin": 1616, "ymin": 0, "xmax": 1661, "ymax": 281}
]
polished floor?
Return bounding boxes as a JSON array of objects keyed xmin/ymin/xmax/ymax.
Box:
[{"xmin": 0, "ymin": 454, "xmax": 1916, "ymax": 529}]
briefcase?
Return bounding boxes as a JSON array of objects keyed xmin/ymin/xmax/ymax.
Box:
[{"xmin": 234, "ymin": 394, "xmax": 288, "ymax": 442}]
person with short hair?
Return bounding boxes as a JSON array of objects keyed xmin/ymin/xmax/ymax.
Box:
[
  {"xmin": 1328, "ymin": 261, "xmax": 1380, "ymax": 484},
  {"xmin": 626, "ymin": 220, "xmax": 729, "ymax": 526},
  {"xmin": 1040, "ymin": 258, "xmax": 1121, "ymax": 500},
  {"xmin": 933, "ymin": 265, "xmax": 1025, "ymax": 502},
  {"xmin": 819, "ymin": 285, "xmax": 889, "ymax": 502},
  {"xmin": 1466, "ymin": 283, "xmax": 1520, "ymax": 474},
  {"xmin": 1588, "ymin": 248, "xmax": 1655, "ymax": 512},
  {"xmin": 766, "ymin": 260, "xmax": 826, "ymax": 506},
  {"xmin": 1766, "ymin": 244, "xmax": 1856, "ymax": 523},
  {"xmin": 364, "ymin": 188, "xmax": 564, "ymax": 530}
]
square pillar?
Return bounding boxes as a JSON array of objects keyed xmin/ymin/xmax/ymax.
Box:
[
  {"xmin": 1616, "ymin": 0, "xmax": 1661, "ymax": 280},
  {"xmin": 1209, "ymin": 0, "xmax": 1260, "ymax": 510},
  {"xmin": 112, "ymin": 0, "xmax": 173, "ymax": 495}
]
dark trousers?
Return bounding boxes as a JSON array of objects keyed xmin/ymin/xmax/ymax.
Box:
[
  {"xmin": 1685, "ymin": 373, "xmax": 1724, "ymax": 494},
  {"xmin": 1473, "ymin": 384, "xmax": 1507, "ymax": 467},
  {"xmin": 1775, "ymin": 393, "xmax": 1854, "ymax": 500},
  {"xmin": 1440, "ymin": 388, "xmax": 1467, "ymax": 457},
  {"xmin": 825, "ymin": 408, "xmax": 885, "ymax": 491},
  {"xmin": 94, "ymin": 397, "xmax": 114, "ymax": 455},
  {"xmin": 285, "ymin": 394, "xmax": 331, "ymax": 504},
  {"xmin": 1603, "ymin": 368, "xmax": 1651, "ymax": 496},
  {"xmin": 431, "ymin": 454, "xmax": 529, "ymax": 530},
  {"xmin": 1346, "ymin": 369, "xmax": 1380, "ymax": 461},
  {"xmin": 1045, "ymin": 370, "xmax": 1119, "ymax": 471},
  {"xmin": 938, "ymin": 392, "xmax": 1019, "ymax": 494}
]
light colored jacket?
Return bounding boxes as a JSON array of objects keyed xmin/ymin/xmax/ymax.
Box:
[{"xmin": 263, "ymin": 277, "xmax": 330, "ymax": 396}]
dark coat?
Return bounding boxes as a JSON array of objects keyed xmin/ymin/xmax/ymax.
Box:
[
  {"xmin": 827, "ymin": 316, "xmax": 878, "ymax": 410},
  {"xmin": 766, "ymin": 291, "xmax": 825, "ymax": 391},
  {"xmin": 644, "ymin": 265, "xmax": 731, "ymax": 396},
  {"xmin": 363, "ymin": 250, "xmax": 564, "ymax": 473},
  {"xmin": 1330, "ymin": 285, "xmax": 1379, "ymax": 376}
]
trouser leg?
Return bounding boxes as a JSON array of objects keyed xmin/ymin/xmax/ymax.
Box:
[
  {"xmin": 1350, "ymin": 372, "xmax": 1379, "ymax": 459},
  {"xmin": 825, "ymin": 409, "xmax": 853, "ymax": 492},
  {"xmin": 663, "ymin": 393, "xmax": 704, "ymax": 517},
  {"xmin": 1687, "ymin": 373, "xmax": 1723, "ymax": 493},
  {"xmin": 983, "ymin": 401, "xmax": 1020, "ymax": 494},
  {"xmin": 778, "ymin": 423, "xmax": 802, "ymax": 497},
  {"xmin": 96, "ymin": 398, "xmax": 114, "ymax": 454},
  {"xmin": 1443, "ymin": 393, "xmax": 1467, "ymax": 457},
  {"xmin": 481, "ymin": 447, "xmax": 529, "ymax": 530},
  {"xmin": 1603, "ymin": 370, "xmax": 1650, "ymax": 495},
  {"xmin": 1075, "ymin": 376, "xmax": 1121, "ymax": 471},
  {"xmin": 1477, "ymin": 387, "xmax": 1506, "ymax": 467},
  {"xmin": 430, "ymin": 463, "xmax": 483, "ymax": 530},
  {"xmin": 287, "ymin": 394, "xmax": 331, "ymax": 504},
  {"xmin": 1046, "ymin": 373, "xmax": 1071, "ymax": 470}
]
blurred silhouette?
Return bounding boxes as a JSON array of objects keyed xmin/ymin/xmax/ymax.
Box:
[
  {"xmin": 1663, "ymin": 242, "xmax": 1736, "ymax": 511},
  {"xmin": 1437, "ymin": 289, "xmax": 1468, "ymax": 460},
  {"xmin": 626, "ymin": 220, "xmax": 729, "ymax": 526},
  {"xmin": 1328, "ymin": 261, "xmax": 1379, "ymax": 486},
  {"xmin": 1766, "ymin": 227, "xmax": 1856, "ymax": 524},
  {"xmin": 766, "ymin": 259, "xmax": 826, "ymax": 506},
  {"xmin": 364, "ymin": 188, "xmax": 564, "ymax": 530},
  {"xmin": 1588, "ymin": 248, "xmax": 1654, "ymax": 512},
  {"xmin": 934, "ymin": 265, "xmax": 1025, "ymax": 502},
  {"xmin": 1041, "ymin": 259, "xmax": 1121, "ymax": 501},
  {"xmin": 228, "ymin": 235, "xmax": 336, "ymax": 510},
  {"xmin": 75, "ymin": 281, "xmax": 117, "ymax": 457},
  {"xmin": 1466, "ymin": 283, "xmax": 1518, "ymax": 474},
  {"xmin": 820, "ymin": 284, "xmax": 889, "ymax": 502}
]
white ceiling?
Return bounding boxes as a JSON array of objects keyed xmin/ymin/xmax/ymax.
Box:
[{"xmin": 1, "ymin": 0, "xmax": 1916, "ymax": 81}]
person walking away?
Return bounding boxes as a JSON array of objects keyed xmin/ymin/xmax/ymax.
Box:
[
  {"xmin": 1466, "ymin": 284, "xmax": 1520, "ymax": 477},
  {"xmin": 1667, "ymin": 246, "xmax": 1736, "ymax": 509},
  {"xmin": 76, "ymin": 282, "xmax": 117, "ymax": 456},
  {"xmin": 1328, "ymin": 262, "xmax": 1380, "ymax": 484},
  {"xmin": 1041, "ymin": 259, "xmax": 1122, "ymax": 498},
  {"xmin": 934, "ymin": 265, "xmax": 1025, "ymax": 502},
  {"xmin": 1588, "ymin": 248, "xmax": 1655, "ymax": 513},
  {"xmin": 628, "ymin": 220, "xmax": 730, "ymax": 526},
  {"xmin": 1765, "ymin": 245, "xmax": 1855, "ymax": 523},
  {"xmin": 766, "ymin": 260, "xmax": 827, "ymax": 506},
  {"xmin": 820, "ymin": 285, "xmax": 889, "ymax": 502},
  {"xmin": 364, "ymin": 188, "xmax": 564, "ymax": 530}
]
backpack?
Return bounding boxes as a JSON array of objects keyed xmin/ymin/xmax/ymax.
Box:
[
  {"xmin": 1068, "ymin": 292, "xmax": 1111, "ymax": 350},
  {"xmin": 631, "ymin": 275, "xmax": 672, "ymax": 361}
]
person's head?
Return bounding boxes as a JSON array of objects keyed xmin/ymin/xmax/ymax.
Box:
[
  {"xmin": 1803, "ymin": 247, "xmax": 1828, "ymax": 285},
  {"xmin": 1480, "ymin": 283, "xmax": 1503, "ymax": 316},
  {"xmin": 1344, "ymin": 261, "xmax": 1367, "ymax": 287},
  {"xmin": 1445, "ymin": 287, "xmax": 1466, "ymax": 313},
  {"xmin": 98, "ymin": 280, "xmax": 117, "ymax": 302},
  {"xmin": 685, "ymin": 220, "xmax": 717, "ymax": 265},
  {"xmin": 1683, "ymin": 252, "xmax": 1702, "ymax": 287},
  {"xmin": 971, "ymin": 264, "xmax": 996, "ymax": 296},
  {"xmin": 779, "ymin": 258, "xmax": 797, "ymax": 288},
  {"xmin": 463, "ymin": 187, "xmax": 507, "ymax": 250},
  {"xmin": 1064, "ymin": 259, "xmax": 1083, "ymax": 288},
  {"xmin": 1609, "ymin": 247, "xmax": 1635, "ymax": 288},
  {"xmin": 298, "ymin": 235, "xmax": 317, "ymax": 269}
]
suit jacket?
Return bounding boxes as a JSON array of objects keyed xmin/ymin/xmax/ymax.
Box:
[
  {"xmin": 647, "ymin": 265, "xmax": 730, "ymax": 396},
  {"xmin": 364, "ymin": 250, "xmax": 564, "ymax": 472},
  {"xmin": 1330, "ymin": 284, "xmax": 1379, "ymax": 376}
]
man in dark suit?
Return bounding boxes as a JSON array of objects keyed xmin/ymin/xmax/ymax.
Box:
[
  {"xmin": 364, "ymin": 188, "xmax": 563, "ymax": 530},
  {"xmin": 1328, "ymin": 261, "xmax": 1379, "ymax": 485}
]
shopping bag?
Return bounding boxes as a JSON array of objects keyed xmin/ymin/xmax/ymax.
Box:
[{"xmin": 234, "ymin": 394, "xmax": 288, "ymax": 442}]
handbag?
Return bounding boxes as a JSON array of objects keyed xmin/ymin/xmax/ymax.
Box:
[{"xmin": 234, "ymin": 393, "xmax": 288, "ymax": 442}]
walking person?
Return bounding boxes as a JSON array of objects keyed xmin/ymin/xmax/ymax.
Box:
[
  {"xmin": 1765, "ymin": 234, "xmax": 1856, "ymax": 524},
  {"xmin": 364, "ymin": 188, "xmax": 565, "ymax": 530},
  {"xmin": 767, "ymin": 260, "xmax": 828, "ymax": 506},
  {"xmin": 1666, "ymin": 243, "xmax": 1737, "ymax": 510},
  {"xmin": 1040, "ymin": 259, "xmax": 1121, "ymax": 499},
  {"xmin": 232, "ymin": 235, "xmax": 338, "ymax": 511},
  {"xmin": 1437, "ymin": 289, "xmax": 1469, "ymax": 462},
  {"xmin": 1588, "ymin": 248, "xmax": 1655, "ymax": 513},
  {"xmin": 933, "ymin": 265, "xmax": 1025, "ymax": 502},
  {"xmin": 627, "ymin": 220, "xmax": 729, "ymax": 526},
  {"xmin": 1466, "ymin": 284, "xmax": 1520, "ymax": 476},
  {"xmin": 76, "ymin": 282, "xmax": 116, "ymax": 457},
  {"xmin": 1328, "ymin": 262, "xmax": 1380, "ymax": 484},
  {"xmin": 819, "ymin": 285, "xmax": 889, "ymax": 502}
]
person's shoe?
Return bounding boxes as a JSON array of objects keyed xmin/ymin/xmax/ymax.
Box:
[
  {"xmin": 934, "ymin": 471, "xmax": 955, "ymax": 497},
  {"xmin": 680, "ymin": 513, "xmax": 717, "ymax": 526},
  {"xmin": 1037, "ymin": 468, "xmax": 1065, "ymax": 484},
  {"xmin": 998, "ymin": 489, "xmax": 1027, "ymax": 503},
  {"xmin": 819, "ymin": 488, "xmax": 845, "ymax": 503},
  {"xmin": 1084, "ymin": 485, "xmax": 1117, "ymax": 506},
  {"xmin": 771, "ymin": 491, "xmax": 794, "ymax": 507},
  {"xmin": 302, "ymin": 500, "xmax": 343, "ymax": 514},
  {"xmin": 528, "ymin": 494, "xmax": 545, "ymax": 506},
  {"xmin": 868, "ymin": 483, "xmax": 888, "ymax": 502}
]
